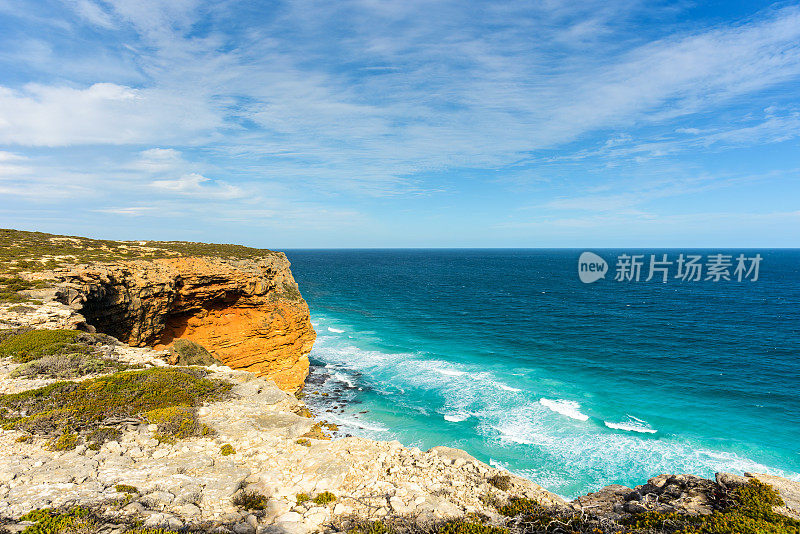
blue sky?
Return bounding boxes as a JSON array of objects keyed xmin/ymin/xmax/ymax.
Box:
[{"xmin": 0, "ymin": 0, "xmax": 799, "ymax": 247}]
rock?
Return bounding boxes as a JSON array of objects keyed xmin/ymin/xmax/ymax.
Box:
[
  {"xmin": 428, "ymin": 446, "xmax": 480, "ymax": 466},
  {"xmin": 276, "ymin": 511, "xmax": 303, "ymax": 523},
  {"xmin": 142, "ymin": 513, "xmax": 176, "ymax": 528},
  {"xmin": 140, "ymin": 490, "xmax": 174, "ymax": 509},
  {"xmin": 624, "ymin": 501, "xmax": 649, "ymax": 513},
  {"xmin": 715, "ymin": 472, "xmax": 749, "ymax": 488},
  {"xmin": 122, "ymin": 502, "xmax": 145, "ymax": 514},
  {"xmin": 234, "ymin": 523, "xmax": 256, "ymax": 534},
  {"xmin": 178, "ymin": 503, "xmax": 202, "ymax": 517},
  {"xmin": 572, "ymin": 484, "xmax": 633, "ymax": 518},
  {"xmin": 55, "ymin": 256, "xmax": 316, "ymax": 391},
  {"xmin": 168, "ymin": 339, "xmax": 222, "ymax": 366},
  {"xmin": 263, "ymin": 498, "xmax": 291, "ymax": 522}
]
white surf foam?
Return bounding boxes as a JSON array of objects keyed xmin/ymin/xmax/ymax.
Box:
[
  {"xmin": 604, "ymin": 421, "xmax": 657, "ymax": 434},
  {"xmin": 539, "ymin": 398, "xmax": 589, "ymax": 421},
  {"xmin": 327, "ymin": 327, "xmax": 345, "ymax": 333},
  {"xmin": 323, "ymin": 412, "xmax": 389, "ymax": 432},
  {"xmin": 443, "ymin": 412, "xmax": 471, "ymax": 422},
  {"xmin": 495, "ymin": 382, "xmax": 522, "ymax": 392},
  {"xmin": 331, "ymin": 372, "xmax": 356, "ymax": 388},
  {"xmin": 436, "ymin": 368, "xmax": 466, "ymax": 377}
]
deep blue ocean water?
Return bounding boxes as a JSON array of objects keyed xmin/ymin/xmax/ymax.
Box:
[{"xmin": 284, "ymin": 249, "xmax": 800, "ymax": 498}]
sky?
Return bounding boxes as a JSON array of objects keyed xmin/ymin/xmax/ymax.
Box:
[{"xmin": 0, "ymin": 0, "xmax": 799, "ymax": 248}]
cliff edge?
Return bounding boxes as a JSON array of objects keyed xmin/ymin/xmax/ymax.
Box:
[
  {"xmin": 54, "ymin": 257, "xmax": 316, "ymax": 392},
  {"xmin": 0, "ymin": 229, "xmax": 316, "ymax": 392}
]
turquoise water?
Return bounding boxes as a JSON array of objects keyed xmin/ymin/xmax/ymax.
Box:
[{"xmin": 285, "ymin": 249, "xmax": 800, "ymax": 499}]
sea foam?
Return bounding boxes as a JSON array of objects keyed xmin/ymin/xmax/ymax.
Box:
[{"xmin": 539, "ymin": 398, "xmax": 589, "ymax": 421}]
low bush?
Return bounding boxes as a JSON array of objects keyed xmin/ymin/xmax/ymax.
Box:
[
  {"xmin": 0, "ymin": 329, "xmax": 81, "ymax": 362},
  {"xmin": 18, "ymin": 506, "xmax": 93, "ymax": 534},
  {"xmin": 49, "ymin": 431, "xmax": 78, "ymax": 451},
  {"xmin": 220, "ymin": 443, "xmax": 236, "ymax": 455},
  {"xmin": 11, "ymin": 352, "xmax": 128, "ymax": 379},
  {"xmin": 0, "ymin": 367, "xmax": 231, "ymax": 445},
  {"xmin": 115, "ymin": 484, "xmax": 139, "ymax": 494},
  {"xmin": 232, "ymin": 490, "xmax": 269, "ymax": 510},
  {"xmin": 0, "ymin": 276, "xmax": 49, "ymax": 303},
  {"xmin": 439, "ymin": 521, "xmax": 508, "ymax": 534},
  {"xmin": 487, "ymin": 474, "xmax": 511, "ymax": 491},
  {"xmin": 145, "ymin": 405, "xmax": 212, "ymax": 441},
  {"xmin": 296, "ymin": 493, "xmax": 310, "ymax": 504},
  {"xmin": 312, "ymin": 491, "xmax": 337, "ymax": 505},
  {"xmin": 625, "ymin": 479, "xmax": 800, "ymax": 534}
]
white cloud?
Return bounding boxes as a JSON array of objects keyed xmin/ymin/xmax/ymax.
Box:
[
  {"xmin": 0, "ymin": 83, "xmax": 220, "ymax": 146},
  {"xmin": 65, "ymin": 0, "xmax": 116, "ymax": 29},
  {"xmin": 94, "ymin": 206, "xmax": 154, "ymax": 216},
  {"xmin": 151, "ymin": 173, "xmax": 244, "ymax": 199}
]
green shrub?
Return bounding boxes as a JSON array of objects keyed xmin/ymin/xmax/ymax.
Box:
[
  {"xmin": 312, "ymin": 491, "xmax": 337, "ymax": 505},
  {"xmin": 115, "ymin": 484, "xmax": 139, "ymax": 494},
  {"xmin": 49, "ymin": 432, "xmax": 78, "ymax": 451},
  {"xmin": 220, "ymin": 443, "xmax": 236, "ymax": 455},
  {"xmin": 0, "ymin": 329, "xmax": 81, "ymax": 362},
  {"xmin": 487, "ymin": 474, "xmax": 511, "ymax": 491},
  {"xmin": 497, "ymin": 496, "xmax": 542, "ymax": 517},
  {"xmin": 232, "ymin": 490, "xmax": 269, "ymax": 510},
  {"xmin": 19, "ymin": 507, "xmax": 92, "ymax": 534},
  {"xmin": 623, "ymin": 480, "xmax": 800, "ymax": 534},
  {"xmin": 145, "ymin": 405, "xmax": 211, "ymax": 440},
  {"xmin": 438, "ymin": 521, "xmax": 508, "ymax": 534},
  {"xmin": 0, "ymin": 367, "xmax": 230, "ymax": 443},
  {"xmin": 348, "ymin": 520, "xmax": 393, "ymax": 534},
  {"xmin": 11, "ymin": 352, "xmax": 128, "ymax": 379},
  {"xmin": 7, "ymin": 304, "xmax": 35, "ymax": 313},
  {"xmin": 0, "ymin": 276, "xmax": 49, "ymax": 303},
  {"xmin": 296, "ymin": 493, "xmax": 310, "ymax": 504},
  {"xmin": 86, "ymin": 426, "xmax": 121, "ymax": 450},
  {"xmin": 296, "ymin": 438, "xmax": 311, "ymax": 447}
]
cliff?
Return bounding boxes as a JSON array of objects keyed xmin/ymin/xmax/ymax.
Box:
[{"xmin": 53, "ymin": 256, "xmax": 316, "ymax": 391}]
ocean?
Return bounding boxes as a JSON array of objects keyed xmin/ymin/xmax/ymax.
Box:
[{"xmin": 284, "ymin": 249, "xmax": 800, "ymax": 499}]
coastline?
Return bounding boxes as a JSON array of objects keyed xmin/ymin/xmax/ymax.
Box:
[
  {"xmin": 285, "ymin": 248, "xmax": 800, "ymax": 499},
  {"xmin": 1, "ymin": 232, "xmax": 799, "ymax": 534}
]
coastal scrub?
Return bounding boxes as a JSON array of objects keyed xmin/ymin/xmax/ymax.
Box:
[{"xmin": 0, "ymin": 367, "xmax": 230, "ymax": 445}]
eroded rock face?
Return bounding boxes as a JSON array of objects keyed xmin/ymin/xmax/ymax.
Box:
[{"xmin": 54, "ymin": 256, "xmax": 316, "ymax": 391}]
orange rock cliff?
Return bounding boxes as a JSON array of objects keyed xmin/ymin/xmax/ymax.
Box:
[{"xmin": 54, "ymin": 255, "xmax": 316, "ymax": 391}]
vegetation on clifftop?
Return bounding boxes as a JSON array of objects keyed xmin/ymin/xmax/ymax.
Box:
[
  {"xmin": 0, "ymin": 328, "xmax": 132, "ymax": 378},
  {"xmin": 340, "ymin": 479, "xmax": 799, "ymax": 534},
  {"xmin": 0, "ymin": 228, "xmax": 281, "ymax": 277},
  {"xmin": 0, "ymin": 366, "xmax": 231, "ymax": 448}
]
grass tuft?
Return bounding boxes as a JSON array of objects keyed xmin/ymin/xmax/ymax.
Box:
[
  {"xmin": 312, "ymin": 491, "xmax": 337, "ymax": 505},
  {"xmin": 232, "ymin": 490, "xmax": 269, "ymax": 510},
  {"xmin": 487, "ymin": 474, "xmax": 512, "ymax": 492}
]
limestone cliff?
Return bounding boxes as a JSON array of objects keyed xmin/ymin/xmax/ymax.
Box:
[{"xmin": 54, "ymin": 255, "xmax": 316, "ymax": 391}]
